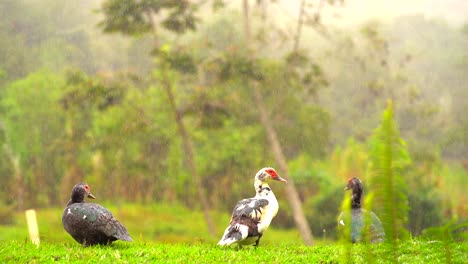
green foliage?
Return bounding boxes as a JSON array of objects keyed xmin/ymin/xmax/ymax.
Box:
[
  {"xmin": 1, "ymin": 71, "xmax": 64, "ymax": 160},
  {"xmin": 58, "ymin": 70, "xmax": 131, "ymax": 203},
  {"xmin": 368, "ymin": 101, "xmax": 410, "ymax": 262},
  {"xmin": 0, "ymin": 0, "xmax": 126, "ymax": 79},
  {"xmin": 0, "ymin": 119, "xmax": 14, "ymax": 210},
  {"xmin": 212, "ymin": 54, "xmax": 332, "ymax": 160},
  {"xmin": 259, "ymin": 59, "xmax": 330, "ymax": 159},
  {"xmin": 292, "ymin": 160, "xmax": 342, "ymax": 237},
  {"xmin": 442, "ymin": 103, "xmax": 468, "ymax": 159},
  {"xmin": 289, "ymin": 141, "xmax": 373, "ymax": 238},
  {"xmin": 306, "ymin": 186, "xmax": 343, "ymax": 239},
  {"xmin": 99, "ymin": 0, "xmax": 198, "ymax": 35},
  {"xmin": 0, "ymin": 0, "xmax": 40, "ymax": 80},
  {"xmin": 62, "ymin": 70, "xmax": 126, "ymax": 111},
  {"xmin": 406, "ymin": 169, "xmax": 444, "ymax": 236},
  {"xmin": 90, "ymin": 85, "xmax": 175, "ymax": 202},
  {"xmin": 0, "ymin": 201, "xmax": 15, "ymax": 225},
  {"xmin": 0, "ymin": 71, "xmax": 66, "ymax": 206},
  {"xmin": 338, "ymin": 191, "xmax": 353, "ymax": 263},
  {"xmin": 285, "ymin": 51, "xmax": 329, "ymax": 98},
  {"xmin": 158, "ymin": 48, "xmax": 197, "ymax": 74},
  {"xmin": 437, "ymin": 163, "xmax": 468, "ymax": 219},
  {"xmin": 422, "ymin": 220, "xmax": 468, "ymax": 243},
  {"xmin": 422, "ymin": 221, "xmax": 468, "ymax": 264}
]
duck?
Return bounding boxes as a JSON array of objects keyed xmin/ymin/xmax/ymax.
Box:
[
  {"xmin": 217, "ymin": 167, "xmax": 287, "ymax": 247},
  {"xmin": 62, "ymin": 182, "xmax": 133, "ymax": 246},
  {"xmin": 337, "ymin": 177, "xmax": 385, "ymax": 243}
]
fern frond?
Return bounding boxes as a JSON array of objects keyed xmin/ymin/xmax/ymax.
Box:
[{"xmin": 368, "ymin": 100, "xmax": 411, "ymax": 261}]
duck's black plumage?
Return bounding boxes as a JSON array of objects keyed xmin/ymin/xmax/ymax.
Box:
[
  {"xmin": 222, "ymin": 198, "xmax": 269, "ymax": 246},
  {"xmin": 62, "ymin": 183, "xmax": 133, "ymax": 246},
  {"xmin": 337, "ymin": 177, "xmax": 385, "ymax": 243}
]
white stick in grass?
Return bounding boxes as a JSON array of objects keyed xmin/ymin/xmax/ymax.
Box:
[{"xmin": 25, "ymin": 209, "xmax": 40, "ymax": 246}]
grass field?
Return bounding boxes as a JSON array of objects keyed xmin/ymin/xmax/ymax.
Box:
[
  {"xmin": 0, "ymin": 204, "xmax": 466, "ymax": 263},
  {"xmin": 0, "ymin": 240, "xmax": 466, "ymax": 263}
]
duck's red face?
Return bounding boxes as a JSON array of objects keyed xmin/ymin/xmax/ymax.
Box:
[
  {"xmin": 83, "ymin": 184, "xmax": 96, "ymax": 199},
  {"xmin": 344, "ymin": 177, "xmax": 361, "ymax": 191},
  {"xmin": 265, "ymin": 168, "xmax": 287, "ymax": 183}
]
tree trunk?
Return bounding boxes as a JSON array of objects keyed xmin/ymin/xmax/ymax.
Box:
[
  {"xmin": 242, "ymin": 0, "xmax": 314, "ymax": 245},
  {"xmin": 6, "ymin": 146, "xmax": 25, "ymax": 210},
  {"xmin": 252, "ymin": 85, "xmax": 314, "ymax": 245},
  {"xmin": 160, "ymin": 70, "xmax": 217, "ymax": 238},
  {"xmin": 147, "ymin": 11, "xmax": 216, "ymax": 237},
  {"xmin": 293, "ymin": 0, "xmax": 307, "ymax": 52}
]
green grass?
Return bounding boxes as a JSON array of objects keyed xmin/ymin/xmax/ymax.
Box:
[
  {"xmin": 0, "ymin": 203, "xmax": 466, "ymax": 263},
  {"xmin": 0, "ymin": 240, "xmax": 466, "ymax": 263}
]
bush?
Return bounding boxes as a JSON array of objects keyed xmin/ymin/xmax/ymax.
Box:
[
  {"xmin": 0, "ymin": 201, "xmax": 15, "ymax": 224},
  {"xmin": 305, "ymin": 186, "xmax": 343, "ymax": 240}
]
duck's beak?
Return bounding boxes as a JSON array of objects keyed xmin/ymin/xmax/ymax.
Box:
[
  {"xmin": 87, "ymin": 193, "xmax": 96, "ymax": 199},
  {"xmin": 344, "ymin": 185, "xmax": 350, "ymax": 191},
  {"xmin": 274, "ymin": 176, "xmax": 287, "ymax": 183}
]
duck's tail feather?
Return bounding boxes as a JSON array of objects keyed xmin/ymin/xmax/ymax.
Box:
[{"xmin": 217, "ymin": 224, "xmax": 248, "ymax": 246}]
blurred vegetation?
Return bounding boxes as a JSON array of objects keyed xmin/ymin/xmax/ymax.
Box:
[
  {"xmin": 0, "ymin": 203, "xmax": 303, "ymax": 245},
  {"xmin": 0, "ymin": 0, "xmax": 466, "ymax": 244},
  {"xmin": 369, "ymin": 101, "xmax": 410, "ymax": 241},
  {"xmin": 368, "ymin": 101, "xmax": 410, "ymax": 260}
]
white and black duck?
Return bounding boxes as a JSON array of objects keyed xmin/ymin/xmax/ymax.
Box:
[
  {"xmin": 62, "ymin": 183, "xmax": 133, "ymax": 246},
  {"xmin": 218, "ymin": 167, "xmax": 287, "ymax": 247},
  {"xmin": 337, "ymin": 177, "xmax": 385, "ymax": 243}
]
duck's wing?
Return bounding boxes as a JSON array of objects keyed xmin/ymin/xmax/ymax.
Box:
[
  {"xmin": 337, "ymin": 209, "xmax": 363, "ymax": 243},
  {"xmin": 64, "ymin": 203, "xmax": 133, "ymax": 242},
  {"xmin": 369, "ymin": 211, "xmax": 385, "ymax": 242},
  {"xmin": 217, "ymin": 198, "xmax": 269, "ymax": 246},
  {"xmin": 231, "ymin": 198, "xmax": 269, "ymax": 222}
]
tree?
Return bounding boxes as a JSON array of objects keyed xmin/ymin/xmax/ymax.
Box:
[
  {"xmin": 242, "ymin": 0, "xmax": 315, "ymax": 245},
  {"xmin": 98, "ymin": 0, "xmax": 216, "ymax": 237},
  {"xmin": 0, "ymin": 71, "xmax": 66, "ymax": 208},
  {"xmin": 59, "ymin": 70, "xmax": 127, "ymax": 202}
]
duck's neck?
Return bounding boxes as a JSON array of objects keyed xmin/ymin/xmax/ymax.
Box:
[
  {"xmin": 254, "ymin": 179, "xmax": 272, "ymax": 197},
  {"xmin": 66, "ymin": 199, "xmax": 82, "ymax": 207},
  {"xmin": 351, "ymin": 188, "xmax": 362, "ymax": 209},
  {"xmin": 66, "ymin": 193, "xmax": 85, "ymax": 206}
]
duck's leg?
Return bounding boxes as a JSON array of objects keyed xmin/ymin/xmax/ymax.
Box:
[{"xmin": 254, "ymin": 234, "xmax": 263, "ymax": 247}]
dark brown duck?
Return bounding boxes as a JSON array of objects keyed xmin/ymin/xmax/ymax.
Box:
[{"xmin": 62, "ymin": 183, "xmax": 133, "ymax": 246}]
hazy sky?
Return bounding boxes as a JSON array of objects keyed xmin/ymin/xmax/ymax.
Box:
[
  {"xmin": 338, "ymin": 0, "xmax": 468, "ymax": 25},
  {"xmin": 274, "ymin": 0, "xmax": 468, "ymax": 26}
]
